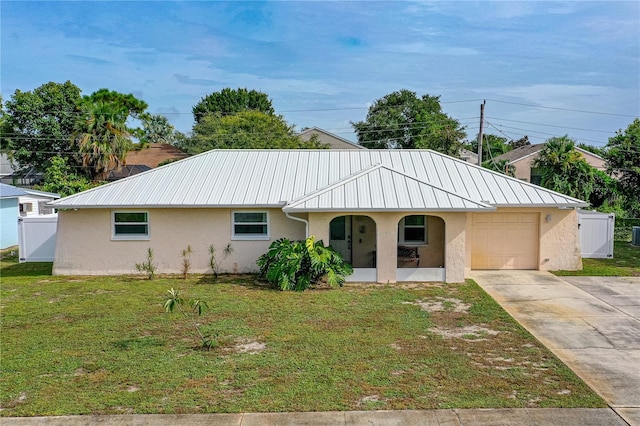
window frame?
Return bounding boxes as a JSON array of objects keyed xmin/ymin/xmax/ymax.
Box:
[
  {"xmin": 231, "ymin": 211, "xmax": 270, "ymax": 241},
  {"xmin": 111, "ymin": 211, "xmax": 150, "ymax": 241},
  {"xmin": 398, "ymin": 215, "xmax": 428, "ymax": 245}
]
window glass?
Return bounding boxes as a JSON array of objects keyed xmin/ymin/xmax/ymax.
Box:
[
  {"xmin": 113, "ymin": 212, "xmax": 149, "ymax": 239},
  {"xmin": 233, "ymin": 211, "xmax": 269, "ymax": 239},
  {"xmin": 234, "ymin": 212, "xmax": 267, "ymax": 223},
  {"xmin": 399, "ymin": 215, "xmax": 427, "ymax": 244}
]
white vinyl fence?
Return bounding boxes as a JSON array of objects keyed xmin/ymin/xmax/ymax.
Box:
[
  {"xmin": 577, "ymin": 210, "xmax": 614, "ymax": 259},
  {"xmin": 18, "ymin": 214, "xmax": 57, "ymax": 262}
]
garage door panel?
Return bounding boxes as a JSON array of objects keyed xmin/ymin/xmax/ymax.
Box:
[{"xmin": 471, "ymin": 213, "xmax": 539, "ymax": 270}]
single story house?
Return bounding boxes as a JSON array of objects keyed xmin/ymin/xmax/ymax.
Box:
[
  {"xmin": 494, "ymin": 144, "xmax": 606, "ymax": 184},
  {"xmin": 18, "ymin": 188, "xmax": 60, "ymax": 217},
  {"xmin": 49, "ymin": 149, "xmax": 588, "ymax": 283},
  {"xmin": 298, "ymin": 127, "xmax": 366, "ymax": 150},
  {"xmin": 1, "ymin": 183, "xmax": 27, "ymax": 248}
]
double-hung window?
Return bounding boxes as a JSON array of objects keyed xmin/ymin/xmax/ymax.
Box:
[
  {"xmin": 232, "ymin": 211, "xmax": 269, "ymax": 240},
  {"xmin": 398, "ymin": 215, "xmax": 427, "ymax": 245},
  {"xmin": 112, "ymin": 212, "xmax": 149, "ymax": 240}
]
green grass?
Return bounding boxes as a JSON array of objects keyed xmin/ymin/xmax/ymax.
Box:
[
  {"xmin": 0, "ymin": 258, "xmax": 605, "ymax": 416},
  {"xmin": 554, "ymin": 241, "xmax": 640, "ymax": 277}
]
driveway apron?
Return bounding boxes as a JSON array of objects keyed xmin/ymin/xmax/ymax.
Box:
[{"xmin": 469, "ymin": 271, "xmax": 640, "ymax": 426}]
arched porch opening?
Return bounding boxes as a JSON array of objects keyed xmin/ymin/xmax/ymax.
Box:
[
  {"xmin": 396, "ymin": 214, "xmax": 446, "ymax": 281},
  {"xmin": 329, "ymin": 215, "xmax": 377, "ymax": 281}
]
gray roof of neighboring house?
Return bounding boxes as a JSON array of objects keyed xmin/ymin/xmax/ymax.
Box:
[
  {"xmin": 494, "ymin": 143, "xmax": 604, "ymax": 164},
  {"xmin": 23, "ymin": 188, "xmax": 60, "ymax": 199},
  {"xmin": 494, "ymin": 144, "xmax": 545, "ymax": 163},
  {"xmin": 0, "ymin": 183, "xmax": 28, "ymax": 198},
  {"xmin": 50, "ymin": 150, "xmax": 588, "ymax": 210}
]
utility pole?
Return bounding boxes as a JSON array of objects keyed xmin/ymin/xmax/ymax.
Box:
[{"xmin": 477, "ymin": 100, "xmax": 486, "ymax": 166}]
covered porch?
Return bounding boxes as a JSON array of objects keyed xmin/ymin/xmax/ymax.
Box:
[{"xmin": 282, "ymin": 164, "xmax": 494, "ymax": 283}]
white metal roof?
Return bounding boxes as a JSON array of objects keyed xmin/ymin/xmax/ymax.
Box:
[
  {"xmin": 284, "ymin": 164, "xmax": 494, "ymax": 212},
  {"xmin": 49, "ymin": 150, "xmax": 588, "ymax": 210}
]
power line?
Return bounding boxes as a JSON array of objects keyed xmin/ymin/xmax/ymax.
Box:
[{"xmin": 485, "ymin": 99, "xmax": 638, "ymax": 118}]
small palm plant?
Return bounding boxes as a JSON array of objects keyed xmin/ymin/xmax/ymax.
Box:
[{"xmin": 164, "ymin": 288, "xmax": 215, "ymax": 350}]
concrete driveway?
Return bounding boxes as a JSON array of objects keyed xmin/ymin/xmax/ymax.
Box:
[{"xmin": 469, "ymin": 271, "xmax": 640, "ymax": 426}]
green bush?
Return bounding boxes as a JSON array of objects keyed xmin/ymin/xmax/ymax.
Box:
[{"xmin": 257, "ymin": 236, "xmax": 353, "ymax": 291}]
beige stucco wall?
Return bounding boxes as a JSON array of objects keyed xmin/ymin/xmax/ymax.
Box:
[
  {"xmin": 464, "ymin": 207, "xmax": 582, "ymax": 272},
  {"xmin": 308, "ymin": 211, "xmax": 467, "ymax": 283},
  {"xmin": 53, "ymin": 208, "xmax": 306, "ymax": 275}
]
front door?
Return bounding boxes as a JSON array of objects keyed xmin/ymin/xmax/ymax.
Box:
[{"xmin": 329, "ymin": 216, "xmax": 352, "ymax": 262}]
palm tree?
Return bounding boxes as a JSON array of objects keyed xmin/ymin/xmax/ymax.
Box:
[
  {"xmin": 73, "ymin": 102, "xmax": 131, "ymax": 181},
  {"xmin": 533, "ymin": 136, "xmax": 594, "ymax": 200}
]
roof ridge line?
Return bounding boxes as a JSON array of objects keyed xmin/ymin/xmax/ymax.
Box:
[{"xmin": 284, "ymin": 163, "xmax": 384, "ymax": 209}]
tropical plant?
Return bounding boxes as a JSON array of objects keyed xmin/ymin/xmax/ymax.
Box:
[
  {"xmin": 164, "ymin": 288, "xmax": 215, "ymax": 350},
  {"xmin": 208, "ymin": 243, "xmax": 233, "ymax": 280},
  {"xmin": 135, "ymin": 248, "xmax": 157, "ymax": 279},
  {"xmin": 532, "ymin": 136, "xmax": 595, "ymax": 201},
  {"xmin": 140, "ymin": 114, "xmax": 179, "ymax": 146},
  {"xmin": 257, "ymin": 236, "xmax": 353, "ymax": 291},
  {"xmin": 73, "ymin": 101, "xmax": 132, "ymax": 181}
]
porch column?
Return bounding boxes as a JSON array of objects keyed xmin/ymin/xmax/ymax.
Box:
[
  {"xmin": 375, "ymin": 213, "xmax": 398, "ymax": 283},
  {"xmin": 307, "ymin": 212, "xmax": 332, "ymax": 244},
  {"xmin": 443, "ymin": 213, "xmax": 467, "ymax": 283}
]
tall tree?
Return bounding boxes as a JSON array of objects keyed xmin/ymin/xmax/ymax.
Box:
[
  {"xmin": 84, "ymin": 89, "xmax": 149, "ymax": 139},
  {"xmin": 532, "ymin": 136, "xmax": 594, "ymax": 201},
  {"xmin": 140, "ymin": 114, "xmax": 179, "ymax": 146},
  {"xmin": 604, "ymin": 118, "xmax": 640, "ymax": 216},
  {"xmin": 0, "ymin": 81, "xmax": 83, "ymax": 174},
  {"xmin": 192, "ymin": 88, "xmax": 275, "ymax": 124},
  {"xmin": 179, "ymin": 111, "xmax": 325, "ymax": 154},
  {"xmin": 73, "ymin": 101, "xmax": 132, "ymax": 181},
  {"xmin": 351, "ymin": 89, "xmax": 466, "ymax": 155}
]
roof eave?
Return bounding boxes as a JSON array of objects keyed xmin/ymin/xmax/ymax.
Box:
[{"xmin": 282, "ymin": 207, "xmax": 496, "ymax": 213}]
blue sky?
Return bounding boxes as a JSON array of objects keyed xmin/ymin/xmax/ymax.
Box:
[{"xmin": 2, "ymin": 1, "xmax": 638, "ymax": 147}]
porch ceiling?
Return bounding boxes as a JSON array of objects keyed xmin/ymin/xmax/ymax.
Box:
[{"xmin": 283, "ymin": 164, "xmax": 495, "ymax": 212}]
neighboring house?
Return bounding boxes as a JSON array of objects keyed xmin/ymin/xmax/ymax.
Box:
[
  {"xmin": 1, "ymin": 183, "xmax": 27, "ymax": 248},
  {"xmin": 0, "ymin": 154, "xmax": 16, "ymax": 180},
  {"xmin": 106, "ymin": 165, "xmax": 152, "ymax": 182},
  {"xmin": 494, "ymin": 144, "xmax": 607, "ymax": 184},
  {"xmin": 298, "ymin": 127, "xmax": 366, "ymax": 150},
  {"xmin": 18, "ymin": 188, "xmax": 60, "ymax": 217},
  {"xmin": 50, "ymin": 149, "xmax": 588, "ymax": 283},
  {"xmin": 459, "ymin": 148, "xmax": 479, "ymax": 165},
  {"xmin": 106, "ymin": 143, "xmax": 190, "ymax": 181}
]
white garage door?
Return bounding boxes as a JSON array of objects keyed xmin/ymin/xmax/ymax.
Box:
[{"xmin": 471, "ymin": 213, "xmax": 539, "ymax": 270}]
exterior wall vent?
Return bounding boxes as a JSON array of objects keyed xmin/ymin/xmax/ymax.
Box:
[{"xmin": 632, "ymin": 226, "xmax": 640, "ymax": 247}]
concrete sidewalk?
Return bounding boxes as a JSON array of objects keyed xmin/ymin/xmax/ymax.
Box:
[
  {"xmin": 1, "ymin": 408, "xmax": 629, "ymax": 425},
  {"xmin": 469, "ymin": 271, "xmax": 640, "ymax": 426}
]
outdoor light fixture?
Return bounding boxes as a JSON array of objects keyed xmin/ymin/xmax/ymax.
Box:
[{"xmin": 546, "ymin": 214, "xmax": 552, "ymax": 222}]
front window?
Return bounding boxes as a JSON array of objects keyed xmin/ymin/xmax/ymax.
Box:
[
  {"xmin": 399, "ymin": 215, "xmax": 427, "ymax": 245},
  {"xmin": 112, "ymin": 212, "xmax": 149, "ymax": 240},
  {"xmin": 232, "ymin": 211, "xmax": 269, "ymax": 240}
]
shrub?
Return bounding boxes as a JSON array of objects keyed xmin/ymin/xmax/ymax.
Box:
[
  {"xmin": 135, "ymin": 247, "xmax": 157, "ymax": 279},
  {"xmin": 257, "ymin": 236, "xmax": 353, "ymax": 291}
]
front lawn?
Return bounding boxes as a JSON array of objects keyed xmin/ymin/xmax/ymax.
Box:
[
  {"xmin": 0, "ymin": 260, "xmax": 604, "ymax": 416},
  {"xmin": 554, "ymin": 241, "xmax": 640, "ymax": 277}
]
